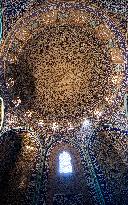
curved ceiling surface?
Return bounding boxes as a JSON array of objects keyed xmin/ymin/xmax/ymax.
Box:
[
  {"xmin": 9, "ymin": 24, "xmax": 113, "ymax": 121},
  {"xmin": 0, "ymin": 2, "xmax": 125, "ymax": 130}
]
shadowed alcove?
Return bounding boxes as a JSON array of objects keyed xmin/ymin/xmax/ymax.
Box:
[{"xmin": 45, "ymin": 141, "xmax": 93, "ymax": 205}]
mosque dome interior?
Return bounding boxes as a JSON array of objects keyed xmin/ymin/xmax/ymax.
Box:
[{"xmin": 0, "ymin": 1, "xmax": 127, "ymax": 205}]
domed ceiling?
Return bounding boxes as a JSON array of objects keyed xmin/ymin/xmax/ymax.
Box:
[
  {"xmin": 1, "ymin": 2, "xmax": 126, "ymax": 131},
  {"xmin": 9, "ymin": 24, "xmax": 112, "ymax": 123}
]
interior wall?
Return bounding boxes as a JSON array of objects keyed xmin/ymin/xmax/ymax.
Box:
[
  {"xmin": 47, "ymin": 142, "xmax": 92, "ymax": 205},
  {"xmin": 0, "ymin": 128, "xmax": 127, "ymax": 205},
  {"xmin": 0, "ymin": 130, "xmax": 42, "ymax": 205},
  {"xmin": 91, "ymin": 129, "xmax": 128, "ymax": 205},
  {"xmin": 37, "ymin": 133, "xmax": 106, "ymax": 205}
]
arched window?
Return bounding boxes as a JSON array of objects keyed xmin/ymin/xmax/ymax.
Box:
[{"xmin": 59, "ymin": 151, "xmax": 72, "ymax": 174}]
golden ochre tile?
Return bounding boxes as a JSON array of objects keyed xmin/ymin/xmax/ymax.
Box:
[
  {"xmin": 69, "ymin": 10, "xmax": 89, "ymax": 25},
  {"xmin": 41, "ymin": 10, "xmax": 58, "ymax": 25},
  {"xmin": 15, "ymin": 28, "xmax": 31, "ymax": 42},
  {"xmin": 110, "ymin": 48, "xmax": 124, "ymax": 64},
  {"xmin": 95, "ymin": 23, "xmax": 114, "ymax": 41},
  {"xmin": 7, "ymin": 52, "xmax": 18, "ymax": 63}
]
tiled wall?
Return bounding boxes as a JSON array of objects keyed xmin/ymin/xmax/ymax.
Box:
[{"xmin": 0, "ymin": 128, "xmax": 127, "ymax": 204}]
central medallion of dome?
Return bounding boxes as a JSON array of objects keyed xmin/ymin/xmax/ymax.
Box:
[{"xmin": 11, "ymin": 25, "xmax": 111, "ymax": 121}]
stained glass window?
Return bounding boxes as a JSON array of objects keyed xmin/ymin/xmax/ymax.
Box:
[{"xmin": 59, "ymin": 151, "xmax": 72, "ymax": 174}]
